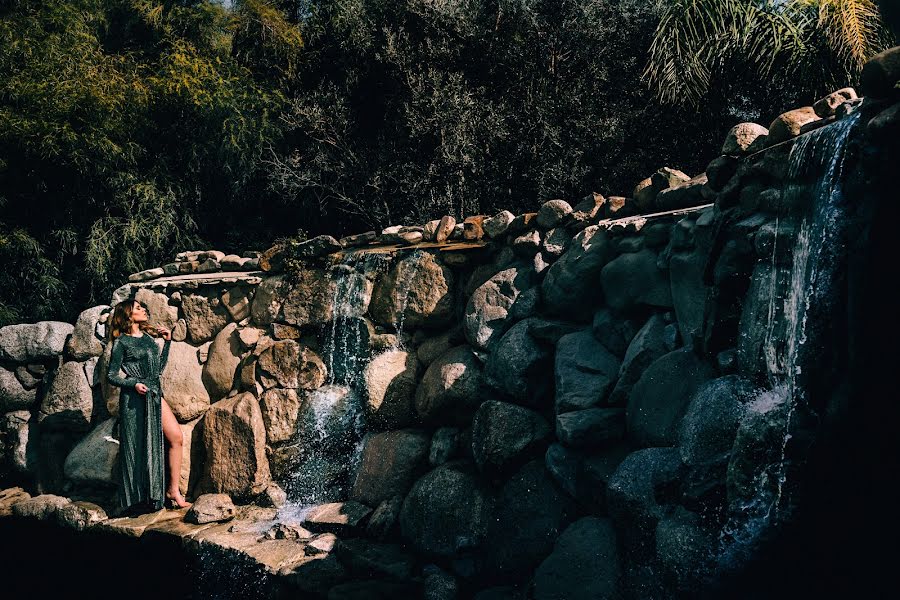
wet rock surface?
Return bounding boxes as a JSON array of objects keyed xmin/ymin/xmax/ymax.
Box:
[{"xmin": 1, "ymin": 88, "xmax": 888, "ymax": 597}]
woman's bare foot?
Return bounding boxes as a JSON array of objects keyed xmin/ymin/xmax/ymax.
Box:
[{"xmin": 165, "ymin": 490, "xmax": 191, "ymax": 509}]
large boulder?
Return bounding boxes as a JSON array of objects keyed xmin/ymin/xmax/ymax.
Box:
[
  {"xmin": 537, "ymin": 200, "xmax": 573, "ymax": 229},
  {"xmin": 160, "ymin": 341, "xmax": 211, "ymax": 422},
  {"xmin": 259, "ymin": 388, "xmax": 302, "ymax": 444},
  {"xmin": 0, "ymin": 321, "xmax": 73, "ymax": 362},
  {"xmin": 3, "ymin": 410, "xmax": 35, "ymax": 473},
  {"xmin": 726, "ymin": 386, "xmax": 791, "ymax": 509},
  {"xmin": 179, "ymin": 416, "xmax": 202, "ymax": 497},
  {"xmin": 364, "ymin": 349, "xmax": 421, "ymax": 429},
  {"xmin": 11, "ymin": 494, "xmax": 70, "ymax": 520},
  {"xmin": 0, "ymin": 367, "xmax": 37, "ymax": 411},
  {"xmin": 351, "ymin": 429, "xmax": 431, "ymax": 507},
  {"xmin": 669, "ymin": 249, "xmax": 708, "ymax": 345},
  {"xmin": 722, "ymin": 123, "xmax": 768, "ymax": 155},
  {"xmin": 767, "ymin": 106, "xmax": 820, "ymax": 145},
  {"xmin": 544, "ymin": 443, "xmax": 629, "ymax": 512},
  {"xmin": 56, "ymin": 501, "xmax": 108, "ymax": 532},
  {"xmin": 202, "ymin": 323, "xmax": 242, "ymax": 401},
  {"xmin": 655, "ymin": 507, "xmax": 716, "ymax": 593},
  {"xmin": 250, "ymin": 275, "xmax": 287, "ymax": 326},
  {"xmin": 860, "ymin": 46, "xmax": 900, "ymax": 99},
  {"xmin": 333, "ymin": 538, "xmax": 416, "ymax": 581},
  {"xmin": 465, "ymin": 267, "xmax": 535, "ymax": 351},
  {"xmin": 542, "ymin": 226, "xmax": 613, "ymax": 320},
  {"xmin": 63, "ymin": 418, "xmax": 118, "ymax": 484},
  {"xmin": 533, "ymin": 517, "xmax": 621, "ymax": 600},
  {"xmin": 185, "ymin": 493, "xmax": 236, "ymax": 524},
  {"xmin": 484, "ymin": 319, "xmax": 552, "ymax": 409},
  {"xmin": 608, "ymin": 314, "xmax": 668, "ymax": 406},
  {"xmin": 483, "ymin": 210, "xmax": 516, "ymax": 238},
  {"xmin": 280, "ymin": 268, "xmax": 338, "ymax": 327},
  {"xmin": 471, "ymin": 400, "xmax": 552, "ymax": 478},
  {"xmin": 483, "ymin": 461, "xmax": 575, "ymax": 578},
  {"xmin": 257, "ymin": 340, "xmax": 326, "ymax": 390},
  {"xmin": 292, "ymin": 234, "xmax": 342, "ymax": 259},
  {"xmin": 221, "ymin": 285, "xmax": 254, "ymax": 322},
  {"xmin": 415, "ymin": 346, "xmax": 483, "ymax": 425},
  {"xmin": 600, "ymin": 249, "xmax": 673, "ymax": 312},
  {"xmin": 554, "ymin": 330, "xmax": 620, "ymax": 413},
  {"xmin": 556, "ymin": 408, "xmax": 625, "ymax": 449},
  {"xmin": 371, "ymin": 252, "xmax": 455, "ymax": 329},
  {"xmin": 399, "ymin": 462, "xmax": 494, "ymax": 559},
  {"xmin": 64, "ymin": 305, "xmax": 108, "ymax": 360},
  {"xmin": 134, "ymin": 288, "xmax": 178, "ymax": 331},
  {"xmin": 607, "ymin": 447, "xmax": 684, "ymax": 559},
  {"xmin": 182, "ymin": 290, "xmax": 231, "ymax": 344},
  {"xmin": 591, "ymin": 309, "xmax": 639, "ymax": 358},
  {"xmin": 813, "ymin": 87, "xmax": 857, "ymax": 118},
  {"xmin": 417, "ymin": 329, "xmax": 458, "ymax": 367},
  {"xmin": 679, "ymin": 376, "xmax": 757, "ymax": 467},
  {"xmin": 199, "ymin": 392, "xmax": 271, "ymax": 499},
  {"xmin": 39, "ymin": 361, "xmax": 93, "ymax": 431},
  {"xmin": 626, "ymin": 348, "xmax": 715, "ymax": 448}
]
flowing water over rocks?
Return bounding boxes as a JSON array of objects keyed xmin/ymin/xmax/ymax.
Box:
[
  {"xmin": 2, "ymin": 82, "xmax": 897, "ymax": 598},
  {"xmin": 718, "ymin": 113, "xmax": 861, "ymax": 574}
]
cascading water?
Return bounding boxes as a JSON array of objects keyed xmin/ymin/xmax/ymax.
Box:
[
  {"xmin": 277, "ymin": 252, "xmax": 389, "ymax": 510},
  {"xmin": 717, "ymin": 112, "xmax": 861, "ymax": 569}
]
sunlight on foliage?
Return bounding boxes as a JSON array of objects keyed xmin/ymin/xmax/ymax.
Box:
[{"xmin": 645, "ymin": 0, "xmax": 893, "ymax": 106}]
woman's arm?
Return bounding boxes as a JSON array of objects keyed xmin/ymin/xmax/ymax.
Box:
[
  {"xmin": 106, "ymin": 338, "xmax": 139, "ymax": 390},
  {"xmin": 160, "ymin": 337, "xmax": 171, "ymax": 372}
]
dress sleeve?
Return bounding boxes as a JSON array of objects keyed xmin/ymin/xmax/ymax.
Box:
[
  {"xmin": 106, "ymin": 338, "xmax": 139, "ymax": 390},
  {"xmin": 160, "ymin": 338, "xmax": 171, "ymax": 372}
]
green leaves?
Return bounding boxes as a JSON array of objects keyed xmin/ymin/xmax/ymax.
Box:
[
  {"xmin": 644, "ymin": 0, "xmax": 893, "ymax": 106},
  {"xmin": 0, "ymin": 0, "xmax": 296, "ymax": 324}
]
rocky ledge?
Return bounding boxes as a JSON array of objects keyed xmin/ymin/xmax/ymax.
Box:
[{"xmin": 0, "ymin": 488, "xmax": 422, "ymax": 598}]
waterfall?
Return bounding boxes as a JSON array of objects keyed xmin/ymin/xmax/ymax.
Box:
[
  {"xmin": 278, "ymin": 252, "xmax": 388, "ymax": 509},
  {"xmin": 717, "ymin": 112, "xmax": 861, "ymax": 569}
]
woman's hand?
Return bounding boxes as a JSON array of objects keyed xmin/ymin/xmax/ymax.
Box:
[
  {"xmin": 135, "ymin": 383, "xmax": 149, "ymax": 395},
  {"xmin": 157, "ymin": 326, "xmax": 172, "ymax": 341}
]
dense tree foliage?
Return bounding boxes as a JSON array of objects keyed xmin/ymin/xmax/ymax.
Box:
[
  {"xmin": 0, "ymin": 0, "xmax": 298, "ymax": 323},
  {"xmin": 1, "ymin": 0, "xmax": 889, "ymax": 325}
]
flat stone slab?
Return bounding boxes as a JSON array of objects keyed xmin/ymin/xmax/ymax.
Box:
[
  {"xmin": 142, "ymin": 517, "xmax": 220, "ymax": 542},
  {"xmin": 341, "ymin": 241, "xmax": 488, "ymax": 257},
  {"xmin": 188, "ymin": 521, "xmax": 310, "ymax": 574},
  {"xmin": 300, "ymin": 501, "xmax": 372, "ymax": 534},
  {"xmin": 94, "ymin": 507, "xmax": 189, "ymax": 538},
  {"xmin": 132, "ymin": 271, "xmax": 266, "ymax": 286},
  {"xmin": 597, "ymin": 203, "xmax": 714, "ymax": 232}
]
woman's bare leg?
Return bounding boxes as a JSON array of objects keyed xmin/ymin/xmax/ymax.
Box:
[{"xmin": 161, "ymin": 398, "xmax": 190, "ymax": 507}]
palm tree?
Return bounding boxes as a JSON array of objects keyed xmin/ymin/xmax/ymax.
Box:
[{"xmin": 644, "ymin": 0, "xmax": 894, "ymax": 106}]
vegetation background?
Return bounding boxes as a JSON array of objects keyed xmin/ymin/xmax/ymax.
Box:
[{"xmin": 0, "ymin": 0, "xmax": 892, "ymax": 325}]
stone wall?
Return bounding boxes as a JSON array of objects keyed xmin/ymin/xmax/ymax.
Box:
[{"xmin": 2, "ymin": 47, "xmax": 899, "ymax": 599}]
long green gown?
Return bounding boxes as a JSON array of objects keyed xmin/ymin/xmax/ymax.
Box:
[{"xmin": 106, "ymin": 332, "xmax": 171, "ymax": 513}]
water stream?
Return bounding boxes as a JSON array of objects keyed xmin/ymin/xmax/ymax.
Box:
[
  {"xmin": 717, "ymin": 112, "xmax": 861, "ymax": 569},
  {"xmin": 277, "ymin": 252, "xmax": 390, "ymax": 508}
]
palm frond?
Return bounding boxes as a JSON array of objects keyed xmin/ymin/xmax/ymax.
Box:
[
  {"xmin": 644, "ymin": 0, "xmax": 804, "ymax": 106},
  {"xmin": 813, "ymin": 0, "xmax": 893, "ymax": 71},
  {"xmin": 646, "ymin": 0, "xmax": 892, "ymax": 106}
]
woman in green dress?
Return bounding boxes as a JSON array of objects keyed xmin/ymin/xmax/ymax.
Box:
[{"xmin": 107, "ymin": 299, "xmax": 191, "ymax": 512}]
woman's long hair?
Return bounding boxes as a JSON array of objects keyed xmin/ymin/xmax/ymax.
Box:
[{"xmin": 108, "ymin": 299, "xmax": 158, "ymax": 339}]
